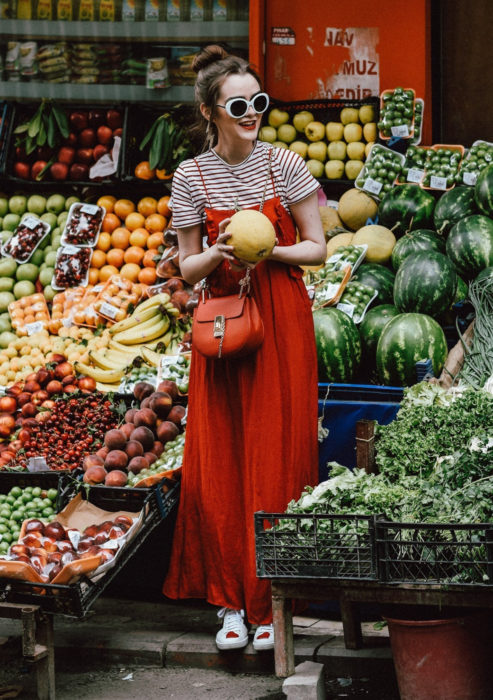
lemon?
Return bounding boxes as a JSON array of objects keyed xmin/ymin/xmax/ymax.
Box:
[
  {"xmin": 325, "ymin": 160, "xmax": 345, "ymax": 179},
  {"xmin": 344, "ymin": 123, "xmax": 363, "ymax": 143},
  {"xmin": 340, "ymin": 107, "xmax": 359, "ymax": 125}
]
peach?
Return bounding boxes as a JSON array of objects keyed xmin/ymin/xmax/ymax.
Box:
[
  {"xmin": 125, "ymin": 440, "xmax": 144, "ymax": 459},
  {"xmin": 83, "ymin": 465, "xmax": 107, "ymax": 484},
  {"xmin": 105, "ymin": 470, "xmax": 128, "ymax": 487},
  {"xmin": 104, "ymin": 428, "xmax": 127, "ymax": 451},
  {"xmin": 133, "ymin": 381, "xmax": 154, "ymax": 402},
  {"xmin": 157, "ymin": 420, "xmax": 180, "ymax": 444},
  {"xmin": 149, "ymin": 391, "xmax": 173, "ymax": 419},
  {"xmin": 105, "ymin": 449, "xmax": 128, "ymax": 471},
  {"xmin": 129, "ymin": 426, "xmax": 154, "ymax": 451},
  {"xmin": 133, "ymin": 407, "xmax": 157, "ymax": 429},
  {"xmin": 127, "ymin": 456, "xmax": 148, "ymax": 474},
  {"xmin": 167, "ymin": 404, "xmax": 186, "ymax": 428}
]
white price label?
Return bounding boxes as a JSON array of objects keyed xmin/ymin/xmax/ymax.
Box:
[
  {"xmin": 327, "ymin": 253, "xmax": 343, "ymax": 264},
  {"xmin": 320, "ymin": 283, "xmax": 340, "ymax": 301},
  {"xmin": 407, "ymin": 168, "xmax": 424, "ymax": 183},
  {"xmin": 430, "ymin": 175, "xmax": 448, "ymax": 190},
  {"xmin": 363, "ymin": 178, "xmax": 383, "ymax": 195},
  {"xmin": 337, "ymin": 302, "xmax": 355, "ymax": 318},
  {"xmin": 99, "ymin": 301, "xmax": 119, "ymax": 319},
  {"xmin": 463, "ymin": 171, "xmax": 478, "ymax": 186},
  {"xmin": 22, "ymin": 215, "xmax": 41, "ymax": 230},
  {"xmin": 61, "ymin": 245, "xmax": 79, "ymax": 255},
  {"xmin": 68, "ymin": 529, "xmax": 81, "ymax": 550},
  {"xmin": 93, "ymin": 284, "xmax": 104, "ymax": 293},
  {"xmin": 25, "ymin": 321, "xmax": 45, "ymax": 336},
  {"xmin": 81, "ymin": 204, "xmax": 99, "ymax": 215},
  {"xmin": 391, "ymin": 124, "xmax": 410, "ymax": 138},
  {"xmin": 27, "ymin": 456, "xmax": 48, "ymax": 472},
  {"xmin": 62, "ymin": 317, "xmax": 73, "ymax": 328}
]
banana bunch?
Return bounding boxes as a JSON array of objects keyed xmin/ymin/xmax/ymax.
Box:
[
  {"xmin": 140, "ymin": 112, "xmax": 192, "ymax": 174},
  {"xmin": 14, "ymin": 99, "xmax": 69, "ymax": 157}
]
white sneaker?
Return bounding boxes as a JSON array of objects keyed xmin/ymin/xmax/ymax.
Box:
[
  {"xmin": 215, "ymin": 608, "xmax": 249, "ymax": 650},
  {"xmin": 253, "ymin": 623, "xmax": 274, "ymax": 651}
]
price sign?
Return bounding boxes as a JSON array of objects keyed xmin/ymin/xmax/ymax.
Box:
[
  {"xmin": 391, "ymin": 124, "xmax": 410, "ymax": 138},
  {"xmin": 25, "ymin": 321, "xmax": 45, "ymax": 336},
  {"xmin": 430, "ymin": 175, "xmax": 448, "ymax": 190},
  {"xmin": 81, "ymin": 204, "xmax": 100, "ymax": 215},
  {"xmin": 27, "ymin": 456, "xmax": 48, "ymax": 472},
  {"xmin": 463, "ymin": 171, "xmax": 477, "ymax": 186},
  {"xmin": 363, "ymin": 178, "xmax": 383, "ymax": 195},
  {"xmin": 99, "ymin": 301, "xmax": 118, "ymax": 319},
  {"xmin": 407, "ymin": 168, "xmax": 424, "ymax": 183},
  {"xmin": 337, "ymin": 302, "xmax": 355, "ymax": 318}
]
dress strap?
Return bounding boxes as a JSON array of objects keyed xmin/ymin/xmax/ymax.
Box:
[
  {"xmin": 269, "ymin": 148, "xmax": 276, "ymax": 197},
  {"xmin": 259, "ymin": 148, "xmax": 275, "ymax": 213},
  {"xmin": 194, "ymin": 157, "xmax": 211, "ymax": 208}
]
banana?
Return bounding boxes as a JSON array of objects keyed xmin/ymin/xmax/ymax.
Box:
[
  {"xmin": 141, "ymin": 346, "xmax": 165, "ymax": 368},
  {"xmin": 111, "ymin": 311, "xmax": 163, "ymax": 341},
  {"xmin": 105, "ymin": 348, "xmax": 141, "ymax": 363},
  {"xmin": 132, "ymin": 292, "xmax": 171, "ymax": 314},
  {"xmin": 96, "ymin": 381, "xmax": 122, "ymax": 393},
  {"xmin": 112, "ymin": 316, "xmax": 170, "ymax": 346},
  {"xmin": 74, "ymin": 362, "xmax": 126, "ymax": 384},
  {"xmin": 108, "ymin": 304, "xmax": 164, "ymax": 335},
  {"xmin": 89, "ymin": 349, "xmax": 128, "ymax": 371},
  {"xmin": 165, "ymin": 338, "xmax": 181, "ymax": 355},
  {"xmin": 108, "ymin": 338, "xmax": 143, "ymax": 355}
]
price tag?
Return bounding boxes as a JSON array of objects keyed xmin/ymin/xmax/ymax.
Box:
[
  {"xmin": 158, "ymin": 355, "xmax": 180, "ymax": 384},
  {"xmin": 81, "ymin": 204, "xmax": 99, "ymax": 215},
  {"xmin": 363, "ymin": 178, "xmax": 383, "ymax": 195},
  {"xmin": 99, "ymin": 301, "xmax": 119, "ymax": 319},
  {"xmin": 22, "ymin": 215, "xmax": 41, "ymax": 230},
  {"xmin": 391, "ymin": 124, "xmax": 410, "ymax": 138},
  {"xmin": 407, "ymin": 168, "xmax": 424, "ymax": 183},
  {"xmin": 319, "ymin": 283, "xmax": 340, "ymax": 301},
  {"xmin": 337, "ymin": 302, "xmax": 355, "ymax": 318},
  {"xmin": 93, "ymin": 284, "xmax": 104, "ymax": 293},
  {"xmin": 27, "ymin": 456, "xmax": 48, "ymax": 472},
  {"xmin": 61, "ymin": 245, "xmax": 79, "ymax": 255},
  {"xmin": 430, "ymin": 175, "xmax": 448, "ymax": 190},
  {"xmin": 68, "ymin": 529, "xmax": 81, "ymax": 550},
  {"xmin": 101, "ymin": 540, "xmax": 119, "ymax": 550},
  {"xmin": 463, "ymin": 171, "xmax": 478, "ymax": 186},
  {"xmin": 25, "ymin": 321, "xmax": 45, "ymax": 336},
  {"xmin": 62, "ymin": 317, "xmax": 73, "ymax": 328},
  {"xmin": 327, "ymin": 253, "xmax": 343, "ymax": 264}
]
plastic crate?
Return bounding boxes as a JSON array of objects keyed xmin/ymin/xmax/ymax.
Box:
[
  {"xmin": 0, "ymin": 101, "xmax": 13, "ymax": 176},
  {"xmin": 376, "ymin": 520, "xmax": 493, "ymax": 586},
  {"xmin": 0, "ymin": 469, "xmax": 68, "ymax": 513},
  {"xmin": 0, "ymin": 476, "xmax": 180, "ymax": 616},
  {"xmin": 254, "ymin": 511, "xmax": 378, "ymax": 580}
]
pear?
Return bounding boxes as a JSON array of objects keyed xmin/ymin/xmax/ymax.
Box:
[
  {"xmin": 325, "ymin": 121, "xmax": 344, "ymax": 142},
  {"xmin": 345, "ymin": 160, "xmax": 364, "ymax": 180},
  {"xmin": 273, "ymin": 140, "xmax": 288, "ymax": 149},
  {"xmin": 327, "ymin": 141, "xmax": 347, "ymax": 161},
  {"xmin": 363, "ymin": 122, "xmax": 377, "ymax": 143},
  {"xmin": 344, "ymin": 123, "xmax": 363, "ymax": 143},
  {"xmin": 304, "ymin": 121, "xmax": 325, "ymax": 142},
  {"xmin": 340, "ymin": 107, "xmax": 359, "ymax": 125},
  {"xmin": 359, "ymin": 105, "xmax": 375, "ymax": 124},
  {"xmin": 259, "ymin": 126, "xmax": 277, "ymax": 143},
  {"xmin": 307, "ymin": 141, "xmax": 327, "ymax": 162},
  {"xmin": 293, "ymin": 110, "xmax": 314, "ymax": 132},
  {"xmin": 325, "ymin": 160, "xmax": 345, "ymax": 179},
  {"xmin": 289, "ymin": 141, "xmax": 308, "ymax": 159},
  {"xmin": 268, "ymin": 108, "xmax": 289, "ymax": 128},
  {"xmin": 306, "ymin": 159, "xmax": 325, "ymax": 178},
  {"xmin": 346, "ymin": 142, "xmax": 366, "ymax": 161},
  {"xmin": 277, "ymin": 123, "xmax": 297, "ymax": 144}
]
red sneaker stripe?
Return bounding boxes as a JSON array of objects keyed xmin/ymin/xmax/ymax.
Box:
[{"xmin": 225, "ymin": 631, "xmax": 239, "ymax": 638}]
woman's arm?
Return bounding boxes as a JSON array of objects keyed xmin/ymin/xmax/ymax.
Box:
[
  {"xmin": 177, "ymin": 224, "xmax": 234, "ymax": 286},
  {"xmin": 269, "ymin": 192, "xmax": 326, "ymax": 267}
]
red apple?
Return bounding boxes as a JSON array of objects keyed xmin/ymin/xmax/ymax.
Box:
[
  {"xmin": 69, "ymin": 111, "xmax": 88, "ymax": 132},
  {"xmin": 57, "ymin": 146, "xmax": 75, "ymax": 165},
  {"xmin": 106, "ymin": 109, "xmax": 122, "ymax": 129},
  {"xmin": 31, "ymin": 160, "xmax": 47, "ymax": 180},
  {"xmin": 69, "ymin": 163, "xmax": 89, "ymax": 181},
  {"xmin": 50, "ymin": 162, "xmax": 69, "ymax": 180},
  {"xmin": 93, "ymin": 144, "xmax": 109, "ymax": 161},
  {"xmin": 76, "ymin": 148, "xmax": 94, "ymax": 165},
  {"xmin": 113, "ymin": 127, "xmax": 123, "ymax": 138},
  {"xmin": 13, "ymin": 162, "xmax": 31, "ymax": 179},
  {"xmin": 78, "ymin": 128, "xmax": 96, "ymax": 148},
  {"xmin": 96, "ymin": 125, "xmax": 113, "ymax": 145},
  {"xmin": 88, "ymin": 110, "xmax": 106, "ymax": 128},
  {"xmin": 63, "ymin": 132, "xmax": 78, "ymax": 147}
]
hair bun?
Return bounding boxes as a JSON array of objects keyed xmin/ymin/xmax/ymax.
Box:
[{"xmin": 192, "ymin": 44, "xmax": 230, "ymax": 74}]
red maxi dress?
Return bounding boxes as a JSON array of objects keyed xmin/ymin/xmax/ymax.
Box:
[{"xmin": 163, "ymin": 163, "xmax": 319, "ymax": 625}]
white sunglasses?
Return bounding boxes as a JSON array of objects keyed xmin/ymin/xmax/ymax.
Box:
[{"xmin": 216, "ymin": 92, "xmax": 270, "ymax": 119}]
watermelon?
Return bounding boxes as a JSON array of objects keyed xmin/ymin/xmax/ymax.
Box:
[
  {"xmin": 313, "ymin": 307, "xmax": 361, "ymax": 383},
  {"xmin": 378, "ymin": 185, "xmax": 436, "ymax": 237},
  {"xmin": 474, "ymin": 162, "xmax": 493, "ymax": 217},
  {"xmin": 454, "ymin": 275, "xmax": 468, "ymax": 303},
  {"xmin": 393, "ymin": 251, "xmax": 457, "ymax": 319},
  {"xmin": 433, "ymin": 186, "xmax": 478, "ymax": 236},
  {"xmin": 352, "ymin": 263, "xmax": 395, "ymax": 304},
  {"xmin": 446, "ymin": 214, "xmax": 493, "ymax": 279},
  {"xmin": 391, "ymin": 229, "xmax": 446, "ymax": 270},
  {"xmin": 359, "ymin": 304, "xmax": 399, "ymax": 366},
  {"xmin": 376, "ymin": 313, "xmax": 448, "ymax": 386},
  {"xmin": 476, "ymin": 266, "xmax": 493, "ymax": 283}
]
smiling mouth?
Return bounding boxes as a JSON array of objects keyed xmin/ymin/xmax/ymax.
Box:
[{"xmin": 239, "ymin": 120, "xmax": 257, "ymax": 130}]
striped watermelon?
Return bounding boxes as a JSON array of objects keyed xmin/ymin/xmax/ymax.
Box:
[
  {"xmin": 433, "ymin": 186, "xmax": 478, "ymax": 235},
  {"xmin": 446, "ymin": 214, "xmax": 493, "ymax": 279},
  {"xmin": 352, "ymin": 263, "xmax": 395, "ymax": 304},
  {"xmin": 359, "ymin": 304, "xmax": 399, "ymax": 366},
  {"xmin": 313, "ymin": 308, "xmax": 361, "ymax": 383},
  {"xmin": 474, "ymin": 162, "xmax": 493, "ymax": 217},
  {"xmin": 454, "ymin": 275, "xmax": 468, "ymax": 303},
  {"xmin": 393, "ymin": 251, "xmax": 457, "ymax": 318},
  {"xmin": 391, "ymin": 229, "xmax": 446, "ymax": 270},
  {"xmin": 376, "ymin": 313, "xmax": 448, "ymax": 386},
  {"xmin": 378, "ymin": 185, "xmax": 436, "ymax": 237},
  {"xmin": 476, "ymin": 266, "xmax": 493, "ymax": 283}
]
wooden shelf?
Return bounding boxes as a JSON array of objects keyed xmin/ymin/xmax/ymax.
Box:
[{"xmin": 0, "ymin": 81, "xmax": 194, "ymax": 104}]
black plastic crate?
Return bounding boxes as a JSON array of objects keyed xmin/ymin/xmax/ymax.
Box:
[
  {"xmin": 3, "ymin": 101, "xmax": 127, "ymax": 187},
  {"xmin": 0, "ymin": 469, "xmax": 69, "ymax": 513},
  {"xmin": 0, "ymin": 101, "xmax": 13, "ymax": 176},
  {"xmin": 255, "ymin": 511, "xmax": 378, "ymax": 580},
  {"xmin": 376, "ymin": 520, "xmax": 493, "ymax": 586},
  {"xmin": 0, "ymin": 476, "xmax": 180, "ymax": 616}
]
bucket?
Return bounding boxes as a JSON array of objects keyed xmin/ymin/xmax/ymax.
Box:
[{"xmin": 384, "ymin": 612, "xmax": 493, "ymax": 700}]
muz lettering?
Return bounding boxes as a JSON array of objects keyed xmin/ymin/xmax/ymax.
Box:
[{"xmin": 341, "ymin": 60, "xmax": 378, "ymax": 76}]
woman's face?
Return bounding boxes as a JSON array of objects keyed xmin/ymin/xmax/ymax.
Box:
[{"xmin": 210, "ymin": 72, "xmax": 264, "ymax": 147}]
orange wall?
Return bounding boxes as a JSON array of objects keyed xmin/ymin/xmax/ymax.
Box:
[{"xmin": 251, "ymin": 0, "xmax": 432, "ymax": 144}]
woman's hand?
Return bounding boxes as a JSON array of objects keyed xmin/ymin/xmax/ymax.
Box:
[{"xmin": 215, "ymin": 217, "xmax": 259, "ymax": 270}]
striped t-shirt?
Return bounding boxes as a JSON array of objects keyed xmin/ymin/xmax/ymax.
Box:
[{"xmin": 170, "ymin": 141, "xmax": 320, "ymax": 229}]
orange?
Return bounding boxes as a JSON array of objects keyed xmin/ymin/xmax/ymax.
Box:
[
  {"xmin": 99, "ymin": 265, "xmax": 120, "ymax": 282},
  {"xmin": 143, "ymin": 249, "xmax": 158, "ymax": 268},
  {"xmin": 125, "ymin": 212, "xmax": 146, "ymax": 231},
  {"xmin": 91, "ymin": 249, "xmax": 107, "ymax": 268},
  {"xmin": 146, "ymin": 231, "xmax": 164, "ymax": 249},
  {"xmin": 101, "ymin": 212, "xmax": 121, "ymax": 234},
  {"xmin": 124, "ymin": 246, "xmax": 145, "ymax": 265},
  {"xmin": 137, "ymin": 196, "xmax": 157, "ymax": 217},
  {"xmin": 114, "ymin": 198, "xmax": 135, "ymax": 220},
  {"xmin": 134, "ymin": 161, "xmax": 155, "ymax": 181},
  {"xmin": 106, "ymin": 248, "xmax": 125, "ymax": 268},
  {"xmin": 111, "ymin": 227, "xmax": 130, "ymax": 249},
  {"xmin": 138, "ymin": 267, "xmax": 157, "ymax": 285},
  {"xmin": 96, "ymin": 231, "xmax": 112, "ymax": 252},
  {"xmin": 120, "ymin": 263, "xmax": 141, "ymax": 283},
  {"xmin": 157, "ymin": 196, "xmax": 171, "ymax": 218},
  {"xmin": 145, "ymin": 213, "xmax": 166, "ymax": 233},
  {"xmin": 97, "ymin": 195, "xmax": 116, "ymax": 213},
  {"xmin": 88, "ymin": 268, "xmax": 100, "ymax": 285},
  {"xmin": 129, "ymin": 227, "xmax": 149, "ymax": 248}
]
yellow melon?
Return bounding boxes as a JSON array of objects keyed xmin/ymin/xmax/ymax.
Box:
[
  {"xmin": 337, "ymin": 188, "xmax": 378, "ymax": 231},
  {"xmin": 225, "ymin": 209, "xmax": 276, "ymax": 263},
  {"xmin": 326, "ymin": 232, "xmax": 354, "ymax": 259},
  {"xmin": 318, "ymin": 206, "xmax": 343, "ymax": 240},
  {"xmin": 352, "ymin": 224, "xmax": 396, "ymax": 264}
]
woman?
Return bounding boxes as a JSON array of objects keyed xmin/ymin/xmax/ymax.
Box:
[{"xmin": 163, "ymin": 44, "xmax": 326, "ymax": 651}]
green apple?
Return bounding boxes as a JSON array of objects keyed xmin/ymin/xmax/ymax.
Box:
[
  {"xmin": 0, "ymin": 198, "xmax": 8, "ymax": 218},
  {"xmin": 277, "ymin": 124, "xmax": 297, "ymax": 144},
  {"xmin": 259, "ymin": 126, "xmax": 277, "ymax": 143},
  {"xmin": 41, "ymin": 212, "xmax": 57, "ymax": 230},
  {"xmin": 65, "ymin": 196, "xmax": 79, "ymax": 211},
  {"xmin": 346, "ymin": 141, "xmax": 366, "ymax": 161},
  {"xmin": 2, "ymin": 213, "xmax": 20, "ymax": 232},
  {"xmin": 38, "ymin": 236, "xmax": 50, "ymax": 250},
  {"xmin": 293, "ymin": 110, "xmax": 314, "ymax": 133},
  {"xmin": 39, "ymin": 267, "xmax": 54, "ymax": 287},
  {"xmin": 57, "ymin": 211, "xmax": 69, "ymax": 227},
  {"xmin": 305, "ymin": 121, "xmax": 326, "ymax": 142},
  {"xmin": 46, "ymin": 194, "xmax": 65, "ymax": 215},
  {"xmin": 0, "ymin": 293, "xmax": 15, "ymax": 313},
  {"xmin": 8, "ymin": 195, "xmax": 27, "ymax": 217},
  {"xmin": 27, "ymin": 195, "xmax": 47, "ymax": 216},
  {"xmin": 328, "ymin": 141, "xmax": 347, "ymax": 161},
  {"xmin": 325, "ymin": 121, "xmax": 344, "ymax": 141},
  {"xmin": 14, "ymin": 280, "xmax": 36, "ymax": 299},
  {"xmin": 272, "ymin": 141, "xmax": 288, "ymax": 149},
  {"xmin": 306, "ymin": 159, "xmax": 325, "ymax": 178},
  {"xmin": 0, "ymin": 258, "xmax": 17, "ymax": 278},
  {"xmin": 0, "ymin": 316, "xmax": 11, "ymax": 333},
  {"xmin": 43, "ymin": 285, "xmax": 56, "ymax": 302},
  {"xmin": 51, "ymin": 235, "xmax": 62, "ymax": 249},
  {"xmin": 31, "ymin": 248, "xmax": 45, "ymax": 266},
  {"xmin": 307, "ymin": 141, "xmax": 328, "ymax": 162},
  {"xmin": 0, "ymin": 230, "xmax": 12, "ymax": 244},
  {"xmin": 345, "ymin": 160, "xmax": 364, "ymax": 179},
  {"xmin": 0, "ymin": 278, "xmax": 14, "ymax": 293},
  {"xmin": 0, "ymin": 331, "xmax": 17, "ymax": 348},
  {"xmin": 289, "ymin": 141, "xmax": 308, "ymax": 159},
  {"xmin": 16, "ymin": 263, "xmax": 39, "ymax": 283},
  {"xmin": 325, "ymin": 160, "xmax": 345, "ymax": 179},
  {"xmin": 44, "ymin": 251, "xmax": 58, "ymax": 267},
  {"xmin": 51, "ymin": 226, "xmax": 61, "ymax": 238},
  {"xmin": 268, "ymin": 108, "xmax": 289, "ymax": 128}
]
